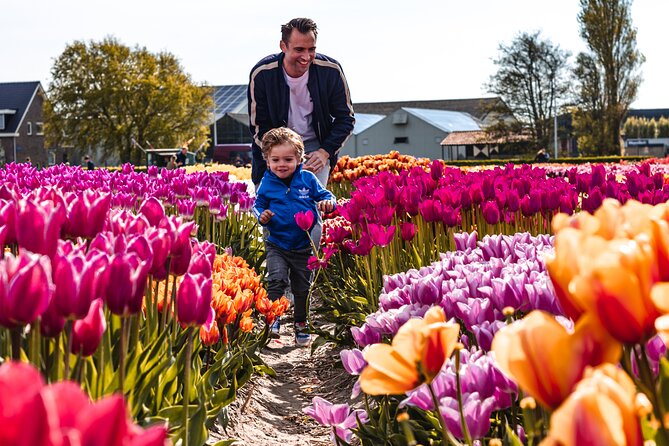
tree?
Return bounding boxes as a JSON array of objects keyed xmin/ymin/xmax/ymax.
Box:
[
  {"xmin": 45, "ymin": 37, "xmax": 213, "ymax": 164},
  {"xmin": 485, "ymin": 31, "xmax": 571, "ymax": 149},
  {"xmin": 573, "ymin": 0, "xmax": 644, "ymax": 155}
]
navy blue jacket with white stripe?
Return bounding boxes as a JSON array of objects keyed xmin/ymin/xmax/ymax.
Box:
[
  {"xmin": 247, "ymin": 52, "xmax": 355, "ymax": 185},
  {"xmin": 252, "ymin": 164, "xmax": 336, "ymax": 251}
]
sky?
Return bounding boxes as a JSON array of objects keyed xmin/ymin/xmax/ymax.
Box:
[{"xmin": 2, "ymin": 0, "xmax": 668, "ymax": 109}]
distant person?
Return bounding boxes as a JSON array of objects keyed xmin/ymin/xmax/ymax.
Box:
[
  {"xmin": 535, "ymin": 149, "xmax": 550, "ymax": 163},
  {"xmin": 25, "ymin": 157, "xmax": 31, "ymax": 164},
  {"xmin": 175, "ymin": 147, "xmax": 188, "ymax": 167},
  {"xmin": 166, "ymin": 155, "xmax": 177, "ymax": 170},
  {"xmin": 83, "ymin": 155, "xmax": 95, "ymax": 170},
  {"xmin": 252, "ymin": 127, "xmax": 336, "ymax": 346},
  {"xmin": 248, "ymin": 17, "xmax": 354, "ymax": 188}
]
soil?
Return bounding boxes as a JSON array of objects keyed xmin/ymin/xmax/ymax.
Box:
[{"xmin": 208, "ymin": 327, "xmax": 357, "ymax": 446}]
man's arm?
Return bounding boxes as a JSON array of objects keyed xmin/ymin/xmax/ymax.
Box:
[{"xmin": 320, "ymin": 62, "xmax": 355, "ymax": 158}]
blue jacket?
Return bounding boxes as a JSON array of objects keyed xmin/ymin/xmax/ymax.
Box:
[
  {"xmin": 253, "ymin": 165, "xmax": 336, "ymax": 251},
  {"xmin": 247, "ymin": 52, "xmax": 355, "ymax": 184}
]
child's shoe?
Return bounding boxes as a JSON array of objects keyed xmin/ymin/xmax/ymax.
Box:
[
  {"xmin": 294, "ymin": 322, "xmax": 311, "ymax": 347},
  {"xmin": 269, "ymin": 317, "xmax": 281, "ymax": 338}
]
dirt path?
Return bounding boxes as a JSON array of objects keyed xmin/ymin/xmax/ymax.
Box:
[{"xmin": 209, "ymin": 328, "xmax": 356, "ymax": 446}]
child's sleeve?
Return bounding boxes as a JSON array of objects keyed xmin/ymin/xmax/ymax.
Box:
[
  {"xmin": 252, "ymin": 187, "xmax": 269, "ymax": 224},
  {"xmin": 311, "ymin": 175, "xmax": 337, "ymax": 208}
]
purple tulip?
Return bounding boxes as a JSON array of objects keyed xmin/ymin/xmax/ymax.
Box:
[
  {"xmin": 139, "ymin": 197, "xmax": 166, "ymax": 227},
  {"xmin": 62, "ymin": 191, "xmax": 111, "ymax": 239},
  {"xmin": 0, "ymin": 199, "xmax": 17, "ymax": 244},
  {"xmin": 40, "ymin": 299, "xmax": 66, "ymax": 338},
  {"xmin": 303, "ymin": 397, "xmax": 368, "ymax": 444},
  {"xmin": 188, "ymin": 251, "xmax": 213, "ymax": 277},
  {"xmin": 340, "ymin": 348, "xmax": 367, "ymax": 375},
  {"xmin": 481, "ymin": 200, "xmax": 500, "ymax": 225},
  {"xmin": 176, "ymin": 273, "xmax": 214, "ymax": 327}
]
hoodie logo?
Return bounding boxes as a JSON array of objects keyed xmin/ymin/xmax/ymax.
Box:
[{"xmin": 298, "ymin": 187, "xmax": 310, "ymax": 199}]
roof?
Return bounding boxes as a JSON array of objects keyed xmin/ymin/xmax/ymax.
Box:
[
  {"xmin": 403, "ymin": 108, "xmax": 480, "ymax": 133},
  {"xmin": 213, "ymin": 85, "xmax": 247, "ymax": 120},
  {"xmin": 440, "ymin": 130, "xmax": 531, "ymax": 146},
  {"xmin": 625, "ymin": 109, "xmax": 669, "ymax": 121},
  {"xmin": 0, "ymin": 81, "xmax": 41, "ymax": 134},
  {"xmin": 353, "ymin": 97, "xmax": 504, "ymax": 120},
  {"xmin": 353, "ymin": 113, "xmax": 384, "ymax": 134}
]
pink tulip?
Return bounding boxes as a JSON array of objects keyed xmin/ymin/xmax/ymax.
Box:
[
  {"xmin": 164, "ymin": 220, "xmax": 195, "ymax": 276},
  {"xmin": 40, "ymin": 300, "xmax": 66, "ymax": 338},
  {"xmin": 0, "ymin": 251, "xmax": 54, "ymax": 328},
  {"xmin": 0, "ymin": 362, "xmax": 51, "ymax": 446},
  {"xmin": 15, "ymin": 198, "xmax": 65, "ymax": 258},
  {"xmin": 294, "ymin": 210, "xmax": 315, "ymax": 232},
  {"xmin": 71, "ymin": 299, "xmax": 106, "ymax": 357},
  {"xmin": 176, "ymin": 273, "xmax": 214, "ymax": 327}
]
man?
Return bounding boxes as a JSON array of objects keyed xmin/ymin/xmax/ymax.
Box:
[
  {"xmin": 83, "ymin": 155, "xmax": 95, "ymax": 170},
  {"xmin": 247, "ymin": 17, "xmax": 355, "ymax": 187},
  {"xmin": 175, "ymin": 147, "xmax": 188, "ymax": 167}
]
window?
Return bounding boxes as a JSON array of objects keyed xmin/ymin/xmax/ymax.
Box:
[
  {"xmin": 0, "ymin": 114, "xmax": 4, "ymax": 131},
  {"xmin": 36, "ymin": 122, "xmax": 44, "ymax": 136},
  {"xmin": 393, "ymin": 137, "xmax": 409, "ymax": 144},
  {"xmin": 26, "ymin": 122, "xmax": 32, "ymax": 136}
]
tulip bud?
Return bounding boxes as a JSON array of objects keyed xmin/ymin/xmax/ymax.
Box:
[{"xmin": 71, "ymin": 299, "xmax": 106, "ymax": 357}]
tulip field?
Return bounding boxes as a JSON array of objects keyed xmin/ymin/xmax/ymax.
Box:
[{"xmin": 3, "ymin": 153, "xmax": 669, "ymax": 445}]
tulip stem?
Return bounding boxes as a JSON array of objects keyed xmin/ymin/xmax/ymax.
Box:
[
  {"xmin": 118, "ymin": 316, "xmax": 128, "ymax": 395},
  {"xmin": 428, "ymin": 381, "xmax": 462, "ymax": 446},
  {"xmin": 183, "ymin": 326, "xmax": 194, "ymax": 446},
  {"xmin": 636, "ymin": 344, "xmax": 669, "ymax": 444},
  {"xmin": 455, "ymin": 350, "xmax": 474, "ymax": 446},
  {"xmin": 10, "ymin": 326, "xmax": 21, "ymax": 361},
  {"xmin": 64, "ymin": 320, "xmax": 73, "ymax": 379}
]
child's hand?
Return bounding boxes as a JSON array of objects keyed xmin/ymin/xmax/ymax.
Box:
[
  {"xmin": 318, "ymin": 200, "xmax": 335, "ymax": 213},
  {"xmin": 259, "ymin": 209, "xmax": 275, "ymax": 224}
]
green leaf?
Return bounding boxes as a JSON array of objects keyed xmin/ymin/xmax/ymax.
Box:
[{"xmin": 505, "ymin": 424, "xmax": 524, "ymax": 446}]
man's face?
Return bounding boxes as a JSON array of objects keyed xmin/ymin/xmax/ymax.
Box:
[{"xmin": 280, "ymin": 29, "xmax": 316, "ymax": 78}]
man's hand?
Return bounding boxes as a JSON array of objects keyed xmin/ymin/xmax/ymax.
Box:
[
  {"xmin": 304, "ymin": 149, "xmax": 330, "ymax": 174},
  {"xmin": 259, "ymin": 209, "xmax": 275, "ymax": 225},
  {"xmin": 318, "ymin": 200, "xmax": 336, "ymax": 213}
]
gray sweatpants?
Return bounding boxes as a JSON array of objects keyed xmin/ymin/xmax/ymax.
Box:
[{"xmin": 265, "ymin": 241, "xmax": 312, "ymax": 324}]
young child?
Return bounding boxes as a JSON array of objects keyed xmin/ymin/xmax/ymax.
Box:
[{"xmin": 252, "ymin": 127, "xmax": 336, "ymax": 346}]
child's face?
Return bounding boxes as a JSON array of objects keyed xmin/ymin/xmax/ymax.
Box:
[{"xmin": 267, "ymin": 143, "xmax": 299, "ymax": 179}]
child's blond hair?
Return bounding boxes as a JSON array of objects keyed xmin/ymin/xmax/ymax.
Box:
[{"xmin": 261, "ymin": 127, "xmax": 305, "ymax": 161}]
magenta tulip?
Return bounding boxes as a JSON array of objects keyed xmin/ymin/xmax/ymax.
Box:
[
  {"xmin": 399, "ymin": 222, "xmax": 416, "ymax": 242},
  {"xmin": 0, "ymin": 251, "xmax": 54, "ymax": 328},
  {"xmin": 482, "ymin": 200, "xmax": 501, "ymax": 225},
  {"xmin": 62, "ymin": 191, "xmax": 111, "ymax": 239},
  {"xmin": 145, "ymin": 227, "xmax": 172, "ymax": 279},
  {"xmin": 367, "ymin": 223, "xmax": 395, "ymax": 247},
  {"xmin": 104, "ymin": 253, "xmax": 149, "ymax": 316},
  {"xmin": 71, "ymin": 299, "xmax": 106, "ymax": 357},
  {"xmin": 15, "ymin": 198, "xmax": 65, "ymax": 258},
  {"xmin": 0, "ymin": 199, "xmax": 17, "ymax": 244},
  {"xmin": 294, "ymin": 210, "xmax": 315, "ymax": 232},
  {"xmin": 138, "ymin": 197, "xmax": 166, "ymax": 227},
  {"xmin": 176, "ymin": 273, "xmax": 214, "ymax": 327},
  {"xmin": 40, "ymin": 300, "xmax": 66, "ymax": 338},
  {"xmin": 188, "ymin": 251, "xmax": 213, "ymax": 277}
]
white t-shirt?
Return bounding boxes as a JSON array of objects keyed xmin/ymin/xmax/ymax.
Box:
[{"xmin": 284, "ymin": 68, "xmax": 317, "ymax": 143}]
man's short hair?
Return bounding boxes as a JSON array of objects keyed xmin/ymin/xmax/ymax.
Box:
[
  {"xmin": 261, "ymin": 127, "xmax": 304, "ymax": 161},
  {"xmin": 281, "ymin": 18, "xmax": 318, "ymax": 44}
]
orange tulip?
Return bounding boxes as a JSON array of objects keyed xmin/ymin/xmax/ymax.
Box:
[
  {"xmin": 570, "ymin": 236, "xmax": 660, "ymax": 344},
  {"xmin": 541, "ymin": 364, "xmax": 643, "ymax": 446},
  {"xmin": 359, "ymin": 306, "xmax": 460, "ymax": 395},
  {"xmin": 239, "ymin": 310, "xmax": 254, "ymax": 333},
  {"xmin": 199, "ymin": 323, "xmax": 220, "ymax": 347},
  {"xmin": 491, "ymin": 311, "xmax": 621, "ymax": 409}
]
